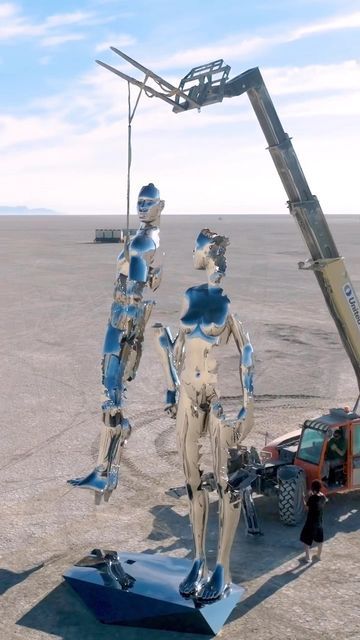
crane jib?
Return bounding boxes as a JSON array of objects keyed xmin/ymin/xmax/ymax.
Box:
[{"xmin": 95, "ymin": 50, "xmax": 360, "ymax": 393}]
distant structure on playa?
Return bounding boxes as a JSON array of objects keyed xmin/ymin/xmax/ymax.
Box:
[{"xmin": 94, "ymin": 228, "xmax": 137, "ymax": 243}]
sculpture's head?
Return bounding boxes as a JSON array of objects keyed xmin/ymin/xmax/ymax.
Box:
[
  {"xmin": 193, "ymin": 228, "xmax": 229, "ymax": 284},
  {"xmin": 137, "ymin": 183, "xmax": 164, "ymax": 224}
]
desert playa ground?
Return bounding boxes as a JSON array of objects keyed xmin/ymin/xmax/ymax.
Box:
[{"xmin": 0, "ymin": 213, "xmax": 360, "ymax": 640}]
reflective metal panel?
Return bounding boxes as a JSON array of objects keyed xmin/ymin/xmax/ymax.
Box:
[
  {"xmin": 68, "ymin": 184, "xmax": 164, "ymax": 502},
  {"xmin": 64, "ymin": 551, "xmax": 244, "ymax": 634},
  {"xmin": 154, "ymin": 229, "xmax": 254, "ymax": 602}
]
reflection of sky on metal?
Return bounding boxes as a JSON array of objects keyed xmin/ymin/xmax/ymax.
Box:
[
  {"xmin": 67, "ymin": 184, "xmax": 163, "ymax": 500},
  {"xmin": 154, "ymin": 231, "xmax": 254, "ymax": 599}
]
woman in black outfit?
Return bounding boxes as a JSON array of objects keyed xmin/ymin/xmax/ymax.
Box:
[{"xmin": 300, "ymin": 479, "xmax": 328, "ymax": 562}]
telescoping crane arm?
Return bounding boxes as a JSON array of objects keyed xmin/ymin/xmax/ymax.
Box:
[
  {"xmin": 172, "ymin": 61, "xmax": 360, "ymax": 392},
  {"xmin": 97, "ymin": 51, "xmax": 360, "ymax": 393},
  {"xmin": 222, "ymin": 67, "xmax": 360, "ymax": 393}
]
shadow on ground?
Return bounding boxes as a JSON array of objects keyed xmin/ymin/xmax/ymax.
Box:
[
  {"xmin": 0, "ymin": 563, "xmax": 44, "ymax": 596},
  {"xmin": 17, "ymin": 582, "xmax": 211, "ymax": 640},
  {"xmin": 143, "ymin": 490, "xmax": 360, "ymax": 583},
  {"xmin": 16, "ymin": 491, "xmax": 359, "ymax": 639}
]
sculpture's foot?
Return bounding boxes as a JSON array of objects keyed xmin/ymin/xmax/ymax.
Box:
[
  {"xmin": 94, "ymin": 489, "xmax": 112, "ymax": 505},
  {"xmin": 179, "ymin": 558, "xmax": 207, "ymax": 597},
  {"xmin": 197, "ymin": 564, "xmax": 230, "ymax": 602},
  {"xmin": 67, "ymin": 467, "xmax": 118, "ymax": 502}
]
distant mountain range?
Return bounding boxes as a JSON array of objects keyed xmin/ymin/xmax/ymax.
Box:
[{"xmin": 0, "ymin": 205, "xmax": 58, "ymax": 215}]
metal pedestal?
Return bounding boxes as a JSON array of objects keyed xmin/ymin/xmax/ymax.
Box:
[{"xmin": 64, "ymin": 550, "xmax": 244, "ymax": 636}]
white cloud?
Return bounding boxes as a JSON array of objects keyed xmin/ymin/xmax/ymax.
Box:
[
  {"xmin": 44, "ymin": 12, "xmax": 96, "ymax": 28},
  {"xmin": 280, "ymin": 91, "xmax": 360, "ymax": 121},
  {"xmin": 156, "ymin": 37, "xmax": 269, "ymax": 69},
  {"xmin": 0, "ymin": 4, "xmax": 112, "ymax": 44},
  {"xmin": 264, "ymin": 60, "xmax": 360, "ymax": 96},
  {"xmin": 0, "ymin": 114, "xmax": 74, "ymax": 148},
  {"xmin": 95, "ymin": 34, "xmax": 136, "ymax": 52},
  {"xmin": 0, "ymin": 3, "xmax": 17, "ymax": 19},
  {"xmin": 40, "ymin": 33, "xmax": 85, "ymax": 47},
  {"xmin": 290, "ymin": 10, "xmax": 360, "ymax": 39},
  {"xmin": 1, "ymin": 19, "xmax": 359, "ymax": 215},
  {"xmin": 149, "ymin": 10, "xmax": 360, "ymax": 70}
]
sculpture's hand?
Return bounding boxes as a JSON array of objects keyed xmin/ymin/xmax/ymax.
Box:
[
  {"xmin": 211, "ymin": 402, "xmax": 253, "ymax": 445},
  {"xmin": 165, "ymin": 403, "xmax": 178, "ymax": 419},
  {"xmin": 165, "ymin": 389, "xmax": 178, "ymax": 419},
  {"xmin": 148, "ymin": 265, "xmax": 163, "ymax": 291}
]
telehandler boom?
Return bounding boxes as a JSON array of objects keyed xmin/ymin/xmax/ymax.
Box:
[{"xmin": 98, "ymin": 51, "xmax": 360, "ymax": 526}]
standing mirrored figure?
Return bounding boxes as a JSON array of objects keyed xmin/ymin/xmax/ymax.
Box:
[
  {"xmin": 69, "ymin": 183, "xmax": 164, "ymax": 502},
  {"xmin": 154, "ymin": 229, "xmax": 254, "ymax": 602}
]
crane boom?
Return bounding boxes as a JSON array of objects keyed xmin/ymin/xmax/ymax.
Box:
[
  {"xmin": 173, "ymin": 61, "xmax": 360, "ymax": 392},
  {"xmin": 222, "ymin": 67, "xmax": 360, "ymax": 391},
  {"xmin": 96, "ymin": 50, "xmax": 360, "ymax": 392}
]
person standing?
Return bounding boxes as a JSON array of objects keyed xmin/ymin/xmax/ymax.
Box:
[
  {"xmin": 300, "ymin": 479, "xmax": 328, "ymax": 562},
  {"xmin": 323, "ymin": 428, "xmax": 347, "ymax": 484}
]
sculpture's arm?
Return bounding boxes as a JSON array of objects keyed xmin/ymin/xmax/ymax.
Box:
[
  {"xmin": 153, "ymin": 323, "xmax": 185, "ymax": 416},
  {"xmin": 126, "ymin": 234, "xmax": 158, "ymax": 301},
  {"xmin": 116, "ymin": 246, "xmax": 129, "ymax": 278},
  {"xmin": 223, "ymin": 313, "xmax": 254, "ymax": 440},
  {"xmin": 148, "ymin": 264, "xmax": 163, "ymax": 291},
  {"xmin": 113, "ymin": 233, "xmax": 159, "ymax": 302}
]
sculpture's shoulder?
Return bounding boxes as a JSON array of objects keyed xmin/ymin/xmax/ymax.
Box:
[
  {"xmin": 185, "ymin": 284, "xmax": 207, "ymax": 294},
  {"xmin": 184, "ymin": 284, "xmax": 230, "ymax": 304},
  {"xmin": 130, "ymin": 226, "xmax": 159, "ymax": 257}
]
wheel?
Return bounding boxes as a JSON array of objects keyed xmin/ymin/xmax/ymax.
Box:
[{"xmin": 278, "ymin": 467, "xmax": 306, "ymax": 525}]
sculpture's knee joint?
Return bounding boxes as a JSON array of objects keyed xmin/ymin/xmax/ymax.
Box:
[
  {"xmin": 217, "ymin": 483, "xmax": 225, "ymax": 499},
  {"xmin": 186, "ymin": 483, "xmax": 193, "ymax": 500}
]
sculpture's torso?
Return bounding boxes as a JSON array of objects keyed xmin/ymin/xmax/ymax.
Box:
[
  {"xmin": 111, "ymin": 224, "xmax": 160, "ymax": 331},
  {"xmin": 180, "ymin": 284, "xmax": 231, "ymax": 396},
  {"xmin": 116, "ymin": 225, "xmax": 160, "ymax": 282}
]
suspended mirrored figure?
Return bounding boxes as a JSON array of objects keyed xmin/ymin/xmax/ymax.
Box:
[
  {"xmin": 68, "ymin": 183, "xmax": 164, "ymax": 502},
  {"xmin": 154, "ymin": 229, "xmax": 254, "ymax": 602}
]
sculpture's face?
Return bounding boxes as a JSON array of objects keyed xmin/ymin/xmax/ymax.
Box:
[
  {"xmin": 193, "ymin": 229, "xmax": 228, "ymax": 283},
  {"xmin": 137, "ymin": 183, "xmax": 163, "ymax": 223},
  {"xmin": 193, "ymin": 231, "xmax": 211, "ymax": 270}
]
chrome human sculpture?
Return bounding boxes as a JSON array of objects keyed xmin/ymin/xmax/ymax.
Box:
[
  {"xmin": 69, "ymin": 183, "xmax": 164, "ymax": 502},
  {"xmin": 154, "ymin": 229, "xmax": 254, "ymax": 602}
]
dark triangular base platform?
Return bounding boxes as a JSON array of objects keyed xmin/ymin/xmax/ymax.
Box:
[{"xmin": 63, "ymin": 550, "xmax": 244, "ymax": 635}]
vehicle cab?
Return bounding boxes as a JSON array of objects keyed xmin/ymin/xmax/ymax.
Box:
[{"xmin": 294, "ymin": 408, "xmax": 360, "ymax": 494}]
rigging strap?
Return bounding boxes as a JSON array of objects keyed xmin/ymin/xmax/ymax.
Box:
[{"xmin": 125, "ymin": 77, "xmax": 147, "ymax": 252}]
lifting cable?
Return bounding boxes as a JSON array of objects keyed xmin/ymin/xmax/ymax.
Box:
[{"xmin": 125, "ymin": 76, "xmax": 147, "ymax": 252}]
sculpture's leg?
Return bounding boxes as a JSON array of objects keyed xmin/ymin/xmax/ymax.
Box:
[
  {"xmin": 68, "ymin": 323, "xmax": 131, "ymax": 501},
  {"xmin": 67, "ymin": 413, "xmax": 131, "ymax": 502},
  {"xmin": 123, "ymin": 301, "xmax": 154, "ymax": 382},
  {"xmin": 94, "ymin": 413, "xmax": 131, "ymax": 503},
  {"xmin": 177, "ymin": 391, "xmax": 209, "ymax": 597},
  {"xmin": 198, "ymin": 407, "xmax": 241, "ymax": 602}
]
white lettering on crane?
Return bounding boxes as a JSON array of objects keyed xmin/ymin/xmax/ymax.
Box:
[{"xmin": 343, "ymin": 283, "xmax": 360, "ymax": 329}]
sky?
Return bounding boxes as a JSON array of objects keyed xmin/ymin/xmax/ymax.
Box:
[{"xmin": 0, "ymin": 0, "xmax": 359, "ymax": 215}]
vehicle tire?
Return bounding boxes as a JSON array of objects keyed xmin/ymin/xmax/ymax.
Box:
[{"xmin": 278, "ymin": 467, "xmax": 306, "ymax": 525}]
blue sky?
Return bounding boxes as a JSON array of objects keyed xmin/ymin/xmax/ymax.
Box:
[{"xmin": 1, "ymin": 0, "xmax": 359, "ymax": 214}]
